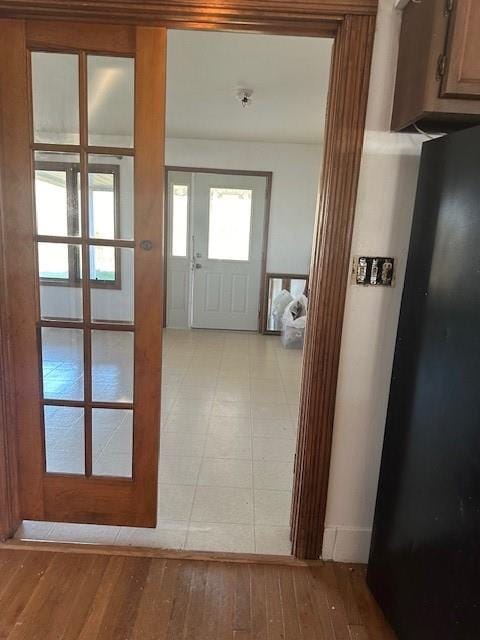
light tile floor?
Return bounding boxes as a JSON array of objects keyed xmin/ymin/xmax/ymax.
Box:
[{"xmin": 16, "ymin": 329, "xmax": 303, "ymax": 555}]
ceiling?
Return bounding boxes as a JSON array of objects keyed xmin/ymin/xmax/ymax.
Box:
[
  {"xmin": 32, "ymin": 31, "xmax": 333, "ymax": 145},
  {"xmin": 166, "ymin": 30, "xmax": 333, "ymax": 144}
]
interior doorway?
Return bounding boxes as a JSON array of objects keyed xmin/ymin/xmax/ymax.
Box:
[
  {"xmin": 0, "ymin": 2, "xmax": 377, "ymax": 561},
  {"xmin": 166, "ymin": 168, "xmax": 271, "ymax": 331},
  {"xmin": 7, "ymin": 27, "xmax": 330, "ymax": 554}
]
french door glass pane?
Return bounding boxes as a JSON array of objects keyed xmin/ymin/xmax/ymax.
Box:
[
  {"xmin": 31, "ymin": 52, "xmax": 80, "ymax": 145},
  {"xmin": 90, "ymin": 247, "xmax": 134, "ymax": 323},
  {"xmin": 88, "ymin": 155, "xmax": 133, "ymax": 240},
  {"xmin": 172, "ymin": 184, "xmax": 188, "ymax": 257},
  {"xmin": 39, "ymin": 243, "xmax": 83, "ymax": 321},
  {"xmin": 91, "ymin": 330, "xmax": 134, "ymax": 403},
  {"xmin": 208, "ymin": 188, "xmax": 252, "ymax": 261},
  {"xmin": 87, "ymin": 56, "xmax": 134, "ymax": 148},
  {"xmin": 90, "ymin": 245, "xmax": 116, "ymax": 283},
  {"xmin": 44, "ymin": 406, "xmax": 85, "ymax": 475},
  {"xmin": 30, "ymin": 43, "xmax": 141, "ymax": 487},
  {"xmin": 92, "ymin": 409, "xmax": 133, "ymax": 478},
  {"xmin": 38, "ymin": 242, "xmax": 69, "ymax": 280},
  {"xmin": 35, "ymin": 169, "xmax": 68, "ymax": 236},
  {"xmin": 34, "ymin": 151, "xmax": 81, "ymax": 237},
  {"xmin": 41, "ymin": 328, "xmax": 84, "ymax": 401}
]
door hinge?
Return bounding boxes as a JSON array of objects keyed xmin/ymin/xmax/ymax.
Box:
[{"xmin": 437, "ymin": 54, "xmax": 447, "ymax": 79}]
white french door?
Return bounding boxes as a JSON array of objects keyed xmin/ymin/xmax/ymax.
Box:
[{"xmin": 166, "ymin": 170, "xmax": 268, "ymax": 331}]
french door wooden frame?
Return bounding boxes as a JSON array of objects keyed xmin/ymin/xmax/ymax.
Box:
[
  {"xmin": 0, "ymin": 0, "xmax": 377, "ymax": 560},
  {"xmin": 0, "ymin": 20, "xmax": 166, "ymax": 527}
]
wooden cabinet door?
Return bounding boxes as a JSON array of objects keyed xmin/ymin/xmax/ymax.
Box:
[
  {"xmin": 0, "ymin": 19, "xmax": 165, "ymax": 527},
  {"xmin": 441, "ymin": 0, "xmax": 480, "ymax": 99}
]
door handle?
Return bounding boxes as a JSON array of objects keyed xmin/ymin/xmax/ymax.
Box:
[
  {"xmin": 140, "ymin": 240, "xmax": 153, "ymax": 251},
  {"xmin": 195, "ymin": 263, "xmax": 202, "ymax": 269}
]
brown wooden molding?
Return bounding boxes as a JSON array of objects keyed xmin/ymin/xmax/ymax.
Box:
[
  {"xmin": 0, "ymin": 21, "xmax": 26, "ymax": 538},
  {"xmin": 291, "ymin": 13, "xmax": 376, "ymax": 559},
  {"xmin": 26, "ymin": 19, "xmax": 136, "ymax": 53},
  {"xmin": 0, "ymin": 2, "xmax": 378, "ymax": 557},
  {"xmin": 0, "ymin": 1, "xmax": 378, "ymax": 34},
  {"xmin": 0, "ymin": 232, "xmax": 19, "ymax": 540},
  {"xmin": 3, "ymin": 539, "xmax": 319, "ymax": 566}
]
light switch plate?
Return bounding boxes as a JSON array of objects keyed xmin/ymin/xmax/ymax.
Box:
[{"xmin": 351, "ymin": 256, "xmax": 395, "ymax": 287}]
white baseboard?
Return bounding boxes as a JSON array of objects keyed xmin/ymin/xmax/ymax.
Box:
[{"xmin": 322, "ymin": 526, "xmax": 372, "ymax": 563}]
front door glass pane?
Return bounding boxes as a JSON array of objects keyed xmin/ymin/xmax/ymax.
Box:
[{"xmin": 208, "ymin": 188, "xmax": 252, "ymax": 261}]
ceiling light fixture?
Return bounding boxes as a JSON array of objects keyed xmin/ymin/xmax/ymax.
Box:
[{"xmin": 237, "ymin": 88, "xmax": 253, "ymax": 108}]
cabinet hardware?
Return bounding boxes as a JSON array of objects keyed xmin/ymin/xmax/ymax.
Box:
[{"xmin": 437, "ymin": 54, "xmax": 447, "ymax": 79}]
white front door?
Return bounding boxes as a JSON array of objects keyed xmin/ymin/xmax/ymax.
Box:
[{"xmin": 191, "ymin": 172, "xmax": 268, "ymax": 330}]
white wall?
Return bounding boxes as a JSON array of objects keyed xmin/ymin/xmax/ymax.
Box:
[
  {"xmin": 166, "ymin": 138, "xmax": 322, "ymax": 275},
  {"xmin": 322, "ymin": 0, "xmax": 427, "ymax": 562}
]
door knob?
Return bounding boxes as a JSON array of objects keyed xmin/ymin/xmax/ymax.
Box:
[{"xmin": 140, "ymin": 240, "xmax": 153, "ymax": 251}]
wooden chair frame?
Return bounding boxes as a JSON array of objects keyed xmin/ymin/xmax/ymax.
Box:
[{"xmin": 0, "ymin": 0, "xmax": 377, "ymax": 560}]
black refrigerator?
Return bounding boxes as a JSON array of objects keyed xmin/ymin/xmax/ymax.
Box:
[{"xmin": 367, "ymin": 125, "xmax": 480, "ymax": 639}]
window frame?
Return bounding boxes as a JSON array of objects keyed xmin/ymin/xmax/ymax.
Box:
[{"xmin": 36, "ymin": 160, "xmax": 121, "ymax": 290}]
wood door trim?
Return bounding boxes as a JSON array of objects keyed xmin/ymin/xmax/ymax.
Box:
[
  {"xmin": 0, "ymin": 182, "xmax": 20, "ymax": 541},
  {"xmin": 0, "ymin": 19, "xmax": 44, "ymax": 523},
  {"xmin": 163, "ymin": 166, "xmax": 272, "ymax": 333},
  {"xmin": 26, "ymin": 18, "xmax": 135, "ymax": 53},
  {"xmin": 130, "ymin": 26, "xmax": 166, "ymax": 526},
  {"xmin": 0, "ymin": 1, "xmax": 377, "ymax": 34},
  {"xmin": 0, "ymin": 3, "xmax": 377, "ymax": 559},
  {"xmin": 2, "ymin": 539, "xmax": 318, "ymax": 567},
  {"xmin": 291, "ymin": 14, "xmax": 376, "ymax": 559}
]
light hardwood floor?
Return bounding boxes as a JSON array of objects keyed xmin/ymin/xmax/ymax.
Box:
[{"xmin": 0, "ymin": 546, "xmax": 396, "ymax": 639}]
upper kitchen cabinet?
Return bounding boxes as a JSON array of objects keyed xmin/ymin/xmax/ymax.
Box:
[{"xmin": 392, "ymin": 0, "xmax": 480, "ymax": 131}]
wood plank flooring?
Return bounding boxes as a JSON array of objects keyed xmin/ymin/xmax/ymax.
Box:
[{"xmin": 0, "ymin": 547, "xmax": 396, "ymax": 639}]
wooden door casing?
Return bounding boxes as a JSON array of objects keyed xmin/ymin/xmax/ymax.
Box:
[
  {"xmin": 0, "ymin": 19, "xmax": 166, "ymax": 527},
  {"xmin": 0, "ymin": 1, "xmax": 378, "ymax": 559}
]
